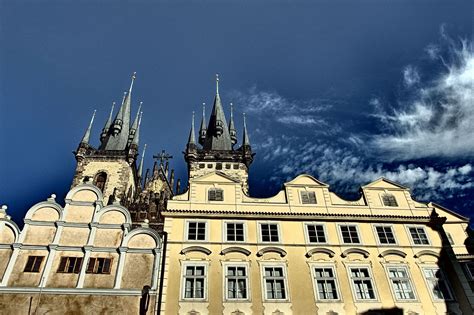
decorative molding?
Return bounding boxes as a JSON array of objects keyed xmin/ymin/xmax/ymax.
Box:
[
  {"xmin": 180, "ymin": 246, "xmax": 212, "ymax": 255},
  {"xmin": 256, "ymin": 247, "xmax": 287, "ymax": 257},
  {"xmin": 305, "ymin": 248, "xmax": 335, "ymax": 258},
  {"xmin": 341, "ymin": 248, "xmax": 370, "ymax": 258},
  {"xmin": 379, "ymin": 249, "xmax": 407, "ymax": 258},
  {"xmin": 220, "ymin": 247, "xmax": 251, "ymax": 256},
  {"xmin": 0, "ymin": 287, "xmax": 154, "ymax": 296},
  {"xmin": 414, "ymin": 250, "xmax": 440, "ymax": 259}
]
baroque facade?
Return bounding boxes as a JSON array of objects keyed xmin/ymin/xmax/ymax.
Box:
[{"xmin": 1, "ymin": 74, "xmax": 474, "ymax": 314}]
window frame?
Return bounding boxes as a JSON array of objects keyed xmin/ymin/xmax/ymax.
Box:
[
  {"xmin": 465, "ymin": 262, "xmax": 474, "ymax": 280},
  {"xmin": 208, "ymin": 187, "xmax": 224, "ymax": 202},
  {"xmin": 86, "ymin": 257, "xmax": 113, "ymax": 274},
  {"xmin": 338, "ymin": 224, "xmax": 362, "ymax": 245},
  {"xmin": 310, "ymin": 264, "xmax": 341, "ymax": 302},
  {"xmin": 57, "ymin": 256, "xmax": 83, "ymax": 274},
  {"xmin": 181, "ymin": 262, "xmax": 208, "ymax": 301},
  {"xmin": 380, "ymin": 193, "xmax": 398, "ymax": 207},
  {"xmin": 222, "ymin": 262, "xmax": 250, "ymax": 302},
  {"xmin": 299, "ymin": 190, "xmax": 317, "ymax": 204},
  {"xmin": 223, "ymin": 221, "xmax": 246, "ymax": 243},
  {"xmin": 406, "ymin": 225, "xmax": 431, "ymax": 246},
  {"xmin": 347, "ymin": 265, "xmax": 378, "ymax": 302},
  {"xmin": 385, "ymin": 265, "xmax": 417, "ymax": 301},
  {"xmin": 304, "ymin": 223, "xmax": 328, "ymax": 244},
  {"xmin": 24, "ymin": 256, "xmax": 45, "ymax": 273},
  {"xmin": 260, "ymin": 263, "xmax": 290, "ymax": 302},
  {"xmin": 373, "ymin": 224, "xmax": 398, "ymax": 246},
  {"xmin": 258, "ymin": 222, "xmax": 281, "ymax": 243},
  {"xmin": 185, "ymin": 220, "xmax": 209, "ymax": 242},
  {"xmin": 421, "ymin": 266, "xmax": 454, "ymax": 301}
]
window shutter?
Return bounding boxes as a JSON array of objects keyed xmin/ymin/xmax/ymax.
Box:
[
  {"xmin": 58, "ymin": 257, "xmax": 67, "ymax": 272},
  {"xmin": 301, "ymin": 192, "xmax": 310, "ymax": 204},
  {"xmin": 103, "ymin": 259, "xmax": 112, "ymax": 274},
  {"xmin": 216, "ymin": 189, "xmax": 223, "ymax": 201},
  {"xmin": 74, "ymin": 258, "xmax": 83, "ymax": 274},
  {"xmin": 209, "ymin": 190, "xmax": 216, "ymax": 201},
  {"xmin": 86, "ymin": 258, "xmax": 96, "ymax": 273},
  {"xmin": 308, "ymin": 192, "xmax": 317, "ymax": 204}
]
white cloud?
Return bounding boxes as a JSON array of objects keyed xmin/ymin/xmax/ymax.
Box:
[
  {"xmin": 371, "ymin": 38, "xmax": 474, "ymax": 160},
  {"xmin": 403, "ymin": 65, "xmax": 420, "ymax": 87}
]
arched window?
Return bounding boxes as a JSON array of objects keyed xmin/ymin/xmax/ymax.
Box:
[
  {"xmin": 94, "ymin": 172, "xmax": 107, "ymax": 193},
  {"xmin": 208, "ymin": 188, "xmax": 223, "ymax": 201},
  {"xmin": 382, "ymin": 193, "xmax": 398, "ymax": 207}
]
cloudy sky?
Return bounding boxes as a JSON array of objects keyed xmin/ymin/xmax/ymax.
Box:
[{"xmin": 0, "ymin": 0, "xmax": 472, "ymax": 224}]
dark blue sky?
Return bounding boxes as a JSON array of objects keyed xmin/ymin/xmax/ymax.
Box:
[{"xmin": 1, "ymin": 0, "xmax": 473, "ymax": 224}]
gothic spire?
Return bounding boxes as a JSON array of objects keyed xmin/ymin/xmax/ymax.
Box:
[
  {"xmin": 131, "ymin": 111, "xmax": 142, "ymax": 147},
  {"xmin": 81, "ymin": 110, "xmax": 96, "ymax": 144},
  {"xmin": 101, "ymin": 72, "xmax": 136, "ymax": 150},
  {"xmin": 138, "ymin": 143, "xmax": 147, "ymax": 180},
  {"xmin": 229, "ymin": 102, "xmax": 237, "ymax": 146},
  {"xmin": 198, "ymin": 103, "xmax": 207, "ymax": 145},
  {"xmin": 187, "ymin": 111, "xmax": 196, "ymax": 146},
  {"xmin": 101, "ymin": 102, "xmax": 115, "ymax": 141},
  {"xmin": 129, "ymin": 101, "xmax": 142, "ymax": 146},
  {"xmin": 242, "ymin": 112, "xmax": 250, "ymax": 147},
  {"xmin": 203, "ymin": 74, "xmax": 232, "ymax": 151}
]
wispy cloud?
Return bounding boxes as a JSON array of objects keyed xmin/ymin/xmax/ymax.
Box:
[{"xmin": 371, "ymin": 36, "xmax": 474, "ymax": 160}]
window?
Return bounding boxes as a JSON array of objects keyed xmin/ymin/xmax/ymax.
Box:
[
  {"xmin": 94, "ymin": 172, "xmax": 107, "ymax": 193},
  {"xmin": 465, "ymin": 263, "xmax": 474, "ymax": 280},
  {"xmin": 263, "ymin": 266, "xmax": 287, "ymax": 300},
  {"xmin": 226, "ymin": 265, "xmax": 248, "ymax": 300},
  {"xmin": 300, "ymin": 191, "xmax": 317, "ymax": 204},
  {"xmin": 207, "ymin": 164, "xmax": 212, "ymax": 168},
  {"xmin": 423, "ymin": 268, "xmax": 453, "ymax": 300},
  {"xmin": 446, "ymin": 232, "xmax": 455, "ymax": 245},
  {"xmin": 208, "ymin": 188, "xmax": 223, "ymax": 201},
  {"xmin": 313, "ymin": 267, "xmax": 339, "ymax": 300},
  {"xmin": 306, "ymin": 224, "xmax": 326, "ymax": 243},
  {"xmin": 233, "ymin": 164, "xmax": 239, "ymax": 169},
  {"xmin": 86, "ymin": 257, "xmax": 112, "ymax": 274},
  {"xmin": 186, "ymin": 221, "xmax": 206, "ymax": 241},
  {"xmin": 24, "ymin": 256, "xmax": 44, "ymax": 273},
  {"xmin": 408, "ymin": 226, "xmax": 430, "ymax": 245},
  {"xmin": 260, "ymin": 223, "xmax": 280, "ymax": 242},
  {"xmin": 349, "ymin": 267, "xmax": 376, "ymax": 300},
  {"xmin": 382, "ymin": 194, "xmax": 398, "ymax": 207},
  {"xmin": 199, "ymin": 163, "xmax": 205, "ymax": 169},
  {"xmin": 57, "ymin": 257, "xmax": 83, "ymax": 274},
  {"xmin": 225, "ymin": 164, "xmax": 231, "ymax": 169},
  {"xmin": 387, "ymin": 267, "xmax": 415, "ymax": 300},
  {"xmin": 226, "ymin": 222, "xmax": 245, "ymax": 242},
  {"xmin": 375, "ymin": 225, "xmax": 396, "ymax": 244},
  {"xmin": 183, "ymin": 265, "xmax": 206, "ymax": 299},
  {"xmin": 216, "ymin": 163, "xmax": 222, "ymax": 170},
  {"xmin": 340, "ymin": 225, "xmax": 361, "ymax": 244}
]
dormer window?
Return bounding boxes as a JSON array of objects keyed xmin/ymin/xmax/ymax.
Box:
[
  {"xmin": 300, "ymin": 191, "xmax": 317, "ymax": 204},
  {"xmin": 94, "ymin": 172, "xmax": 107, "ymax": 193},
  {"xmin": 208, "ymin": 188, "xmax": 224, "ymax": 201},
  {"xmin": 382, "ymin": 193, "xmax": 398, "ymax": 207}
]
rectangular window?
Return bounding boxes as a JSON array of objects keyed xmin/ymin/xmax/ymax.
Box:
[
  {"xmin": 340, "ymin": 225, "xmax": 361, "ymax": 244},
  {"xmin": 233, "ymin": 164, "xmax": 239, "ymax": 169},
  {"xmin": 24, "ymin": 256, "xmax": 44, "ymax": 273},
  {"xmin": 187, "ymin": 221, "xmax": 206, "ymax": 241},
  {"xmin": 409, "ymin": 227, "xmax": 430, "ymax": 245},
  {"xmin": 423, "ymin": 268, "xmax": 453, "ymax": 300},
  {"xmin": 208, "ymin": 188, "xmax": 224, "ymax": 201},
  {"xmin": 225, "ymin": 164, "xmax": 231, "ymax": 169},
  {"xmin": 216, "ymin": 163, "xmax": 223, "ymax": 170},
  {"xmin": 387, "ymin": 267, "xmax": 415, "ymax": 300},
  {"xmin": 183, "ymin": 265, "xmax": 206, "ymax": 299},
  {"xmin": 199, "ymin": 163, "xmax": 205, "ymax": 169},
  {"xmin": 260, "ymin": 223, "xmax": 280, "ymax": 242},
  {"xmin": 300, "ymin": 191, "xmax": 317, "ymax": 204},
  {"xmin": 226, "ymin": 222, "xmax": 245, "ymax": 242},
  {"xmin": 263, "ymin": 266, "xmax": 287, "ymax": 300},
  {"xmin": 306, "ymin": 224, "xmax": 326, "ymax": 243},
  {"xmin": 207, "ymin": 164, "xmax": 212, "ymax": 168},
  {"xmin": 313, "ymin": 267, "xmax": 339, "ymax": 300},
  {"xmin": 57, "ymin": 257, "xmax": 83, "ymax": 274},
  {"xmin": 382, "ymin": 194, "xmax": 398, "ymax": 207},
  {"xmin": 86, "ymin": 257, "xmax": 112, "ymax": 274},
  {"xmin": 376, "ymin": 225, "xmax": 396, "ymax": 244},
  {"xmin": 226, "ymin": 266, "xmax": 248, "ymax": 300},
  {"xmin": 350, "ymin": 267, "xmax": 376, "ymax": 300}
]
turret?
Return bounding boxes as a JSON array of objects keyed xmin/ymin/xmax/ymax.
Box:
[
  {"xmin": 100, "ymin": 102, "xmax": 115, "ymax": 141},
  {"xmin": 229, "ymin": 102, "xmax": 237, "ymax": 146},
  {"xmin": 187, "ymin": 111, "xmax": 197, "ymax": 151},
  {"xmin": 198, "ymin": 103, "xmax": 207, "ymax": 145}
]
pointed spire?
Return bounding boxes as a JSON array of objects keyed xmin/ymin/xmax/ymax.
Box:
[
  {"xmin": 101, "ymin": 102, "xmax": 115, "ymax": 141},
  {"xmin": 81, "ymin": 110, "xmax": 96, "ymax": 144},
  {"xmin": 131, "ymin": 111, "xmax": 143, "ymax": 147},
  {"xmin": 176, "ymin": 179, "xmax": 181, "ymax": 195},
  {"xmin": 170, "ymin": 169, "xmax": 175, "ymax": 190},
  {"xmin": 199, "ymin": 103, "xmax": 207, "ymax": 145},
  {"xmin": 242, "ymin": 113, "xmax": 250, "ymax": 146},
  {"xmin": 187, "ymin": 111, "xmax": 196, "ymax": 146},
  {"xmin": 229, "ymin": 102, "xmax": 237, "ymax": 146},
  {"xmin": 131, "ymin": 101, "xmax": 143, "ymax": 132},
  {"xmin": 138, "ymin": 143, "xmax": 147, "ymax": 179},
  {"xmin": 203, "ymin": 74, "xmax": 233, "ymax": 150}
]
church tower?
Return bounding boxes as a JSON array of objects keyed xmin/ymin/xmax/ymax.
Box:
[
  {"xmin": 72, "ymin": 73, "xmax": 143, "ymax": 205},
  {"xmin": 185, "ymin": 75, "xmax": 254, "ymax": 193}
]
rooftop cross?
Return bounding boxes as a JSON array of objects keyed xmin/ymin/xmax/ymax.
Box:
[{"xmin": 153, "ymin": 150, "xmax": 173, "ymax": 165}]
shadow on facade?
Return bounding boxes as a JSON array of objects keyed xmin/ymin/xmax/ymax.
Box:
[{"xmin": 359, "ymin": 307, "xmax": 403, "ymax": 315}]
